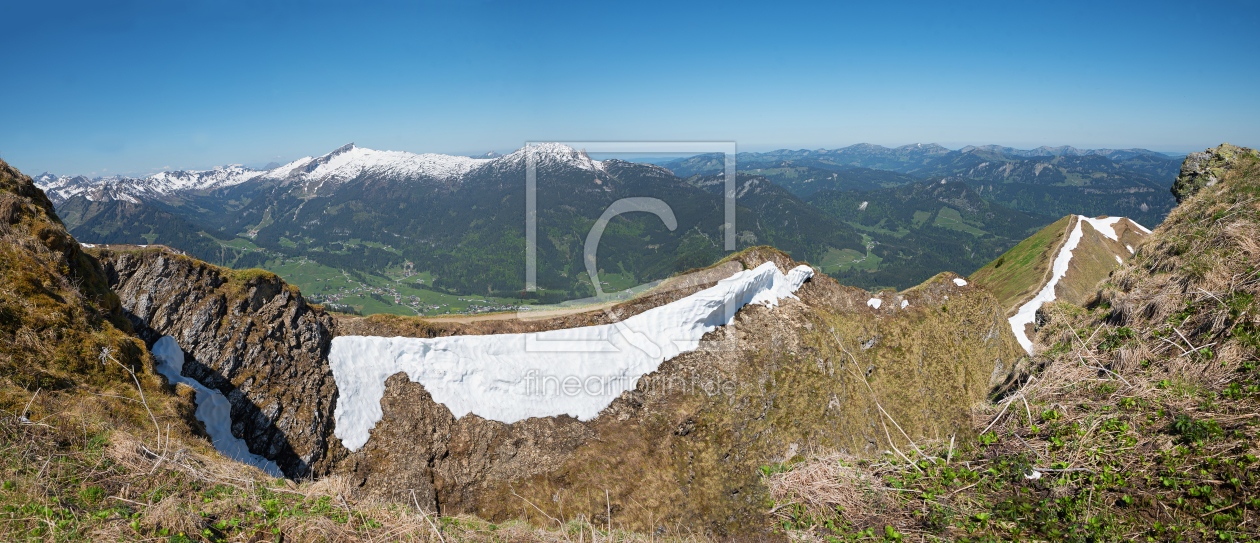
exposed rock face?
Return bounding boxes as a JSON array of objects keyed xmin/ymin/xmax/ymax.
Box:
[
  {"xmin": 99, "ymin": 249, "xmax": 340, "ymax": 478},
  {"xmin": 1171, "ymin": 143, "xmax": 1259, "ymax": 203},
  {"xmin": 327, "ymin": 248, "xmax": 1027, "ymax": 535}
]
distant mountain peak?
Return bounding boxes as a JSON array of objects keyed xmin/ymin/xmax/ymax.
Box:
[{"xmin": 495, "ymin": 142, "xmax": 605, "ymax": 172}]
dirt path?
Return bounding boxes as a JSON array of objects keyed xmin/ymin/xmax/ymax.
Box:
[{"xmin": 420, "ymin": 301, "xmax": 620, "ymax": 323}]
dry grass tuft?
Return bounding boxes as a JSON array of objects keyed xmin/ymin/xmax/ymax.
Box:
[
  {"xmin": 765, "ymin": 453, "xmax": 882, "ymax": 522},
  {"xmin": 141, "ymin": 494, "xmax": 206, "ymax": 537},
  {"xmin": 303, "ymin": 474, "xmax": 358, "ymax": 501}
]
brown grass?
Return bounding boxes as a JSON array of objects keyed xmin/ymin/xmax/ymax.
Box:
[
  {"xmin": 756, "ymin": 150, "xmax": 1260, "ymax": 541},
  {"xmin": 765, "ymin": 453, "xmax": 885, "ymax": 523}
]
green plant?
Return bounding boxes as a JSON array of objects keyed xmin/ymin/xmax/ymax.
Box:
[
  {"xmin": 1099, "ymin": 327, "xmax": 1134, "ymax": 351},
  {"xmin": 78, "ymin": 486, "xmax": 105, "ymax": 505},
  {"xmin": 883, "ymin": 525, "xmax": 904, "ymax": 541},
  {"xmin": 1171, "ymin": 414, "xmax": 1223, "ymax": 444}
]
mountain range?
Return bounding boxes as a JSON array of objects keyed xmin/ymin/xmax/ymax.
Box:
[
  {"xmin": 660, "ymin": 143, "xmax": 1179, "ymax": 227},
  {"xmin": 34, "ymin": 141, "xmax": 1180, "ymax": 314}
]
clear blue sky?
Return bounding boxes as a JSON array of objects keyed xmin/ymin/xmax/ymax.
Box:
[{"xmin": 2, "ymin": 0, "xmax": 1258, "ymax": 176}]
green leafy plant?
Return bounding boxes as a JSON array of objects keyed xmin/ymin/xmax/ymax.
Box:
[
  {"xmin": 1171, "ymin": 414, "xmax": 1223, "ymax": 444},
  {"xmin": 1099, "ymin": 327, "xmax": 1134, "ymax": 351}
]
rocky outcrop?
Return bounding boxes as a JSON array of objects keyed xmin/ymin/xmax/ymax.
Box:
[
  {"xmin": 1171, "ymin": 143, "xmax": 1259, "ymax": 203},
  {"xmin": 98, "ymin": 249, "xmax": 339, "ymax": 478}
]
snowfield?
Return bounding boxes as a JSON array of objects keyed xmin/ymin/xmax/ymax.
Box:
[
  {"xmin": 151, "ymin": 336, "xmax": 282, "ymax": 476},
  {"xmin": 329, "ymin": 262, "xmax": 814, "ymax": 452}
]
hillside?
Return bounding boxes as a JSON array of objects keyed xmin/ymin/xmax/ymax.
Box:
[
  {"xmin": 661, "ymin": 144, "xmax": 1180, "ymax": 230},
  {"xmin": 968, "ymin": 214, "xmax": 1151, "ymax": 351},
  {"xmin": 54, "ymin": 196, "xmax": 233, "ymax": 261},
  {"xmin": 8, "ymin": 142, "xmax": 1260, "ymax": 540},
  {"xmin": 4, "ymin": 148, "xmax": 1039, "ymax": 539},
  {"xmin": 760, "ymin": 144, "xmax": 1260, "ymax": 541},
  {"xmin": 65, "ymin": 230, "xmax": 1028, "ymax": 537},
  {"xmin": 805, "ymin": 181, "xmax": 1058, "ymax": 289},
  {"xmin": 37, "ymin": 142, "xmax": 1183, "ymax": 317},
  {"xmin": 912, "ymin": 149, "xmax": 1179, "ymax": 227},
  {"xmin": 0, "ymin": 159, "xmax": 300, "ymax": 541},
  {"xmin": 720, "ymin": 161, "xmax": 921, "ymax": 198}
]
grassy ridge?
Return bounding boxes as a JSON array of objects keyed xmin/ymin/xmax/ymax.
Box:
[
  {"xmin": 969, "ymin": 215, "xmax": 1072, "ymax": 314},
  {"xmin": 763, "ymin": 148, "xmax": 1260, "ymax": 541}
]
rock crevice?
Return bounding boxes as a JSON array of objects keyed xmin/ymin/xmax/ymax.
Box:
[{"xmin": 100, "ymin": 249, "xmax": 340, "ymax": 478}]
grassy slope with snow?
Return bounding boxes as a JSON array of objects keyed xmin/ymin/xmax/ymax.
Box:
[{"xmin": 764, "ymin": 145, "xmax": 1260, "ymax": 541}]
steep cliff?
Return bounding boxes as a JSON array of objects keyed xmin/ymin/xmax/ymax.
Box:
[
  {"xmin": 1170, "ymin": 143, "xmax": 1260, "ymax": 203},
  {"xmin": 97, "ymin": 248, "xmax": 340, "ymax": 478}
]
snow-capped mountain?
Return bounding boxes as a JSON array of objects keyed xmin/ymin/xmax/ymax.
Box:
[
  {"xmin": 485, "ymin": 142, "xmax": 606, "ymax": 173},
  {"xmin": 35, "ymin": 165, "xmax": 265, "ymax": 205},
  {"xmin": 257, "ymin": 143, "xmax": 492, "ymax": 189},
  {"xmin": 34, "ymin": 142, "xmax": 610, "ymax": 204}
]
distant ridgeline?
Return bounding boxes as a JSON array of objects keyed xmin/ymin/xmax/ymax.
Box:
[
  {"xmin": 661, "ymin": 143, "xmax": 1179, "ymax": 228},
  {"xmin": 36, "ymin": 142, "xmax": 1180, "ymax": 314}
]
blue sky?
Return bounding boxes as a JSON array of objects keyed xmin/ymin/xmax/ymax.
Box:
[{"xmin": 2, "ymin": 0, "xmax": 1258, "ymax": 176}]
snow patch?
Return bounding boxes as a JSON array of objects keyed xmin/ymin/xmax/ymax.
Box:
[
  {"xmin": 1129, "ymin": 219, "xmax": 1152, "ymax": 234},
  {"xmin": 1007, "ymin": 215, "xmax": 1108, "ymax": 353},
  {"xmin": 1126, "ymin": 245, "xmax": 1134, "ymax": 254},
  {"xmin": 1115, "ymin": 255, "xmax": 1123, "ymax": 264},
  {"xmin": 858, "ymin": 201, "xmax": 868, "ymax": 211},
  {"xmin": 151, "ymin": 337, "xmax": 282, "ymax": 476},
  {"xmin": 953, "ymin": 278, "xmax": 967, "ymax": 286},
  {"xmin": 1079, "ymin": 216, "xmax": 1125, "ymax": 241},
  {"xmin": 867, "ymin": 298, "xmax": 882, "ymax": 309},
  {"xmin": 330, "ymin": 262, "xmax": 814, "ymax": 452},
  {"xmin": 900, "ymin": 300, "xmax": 909, "ymax": 309}
]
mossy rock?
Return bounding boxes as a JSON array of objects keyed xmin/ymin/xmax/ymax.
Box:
[{"xmin": 1172, "ymin": 143, "xmax": 1260, "ymax": 203}]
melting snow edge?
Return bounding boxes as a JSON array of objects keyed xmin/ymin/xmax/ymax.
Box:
[{"xmin": 330, "ymin": 262, "xmax": 814, "ymax": 452}]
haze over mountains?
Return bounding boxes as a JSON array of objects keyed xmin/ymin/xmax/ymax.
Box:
[{"xmin": 35, "ymin": 141, "xmax": 1180, "ymax": 315}]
